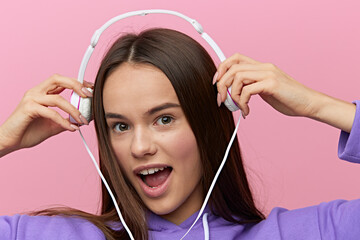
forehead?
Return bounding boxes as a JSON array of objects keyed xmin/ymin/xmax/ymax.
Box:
[{"xmin": 103, "ymin": 63, "xmax": 179, "ymax": 113}]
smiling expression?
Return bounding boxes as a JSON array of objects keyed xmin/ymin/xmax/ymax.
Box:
[{"xmin": 102, "ymin": 62, "xmax": 204, "ymax": 224}]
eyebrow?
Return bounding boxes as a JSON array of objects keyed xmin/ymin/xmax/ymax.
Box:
[{"xmin": 105, "ymin": 102, "xmax": 181, "ymax": 120}]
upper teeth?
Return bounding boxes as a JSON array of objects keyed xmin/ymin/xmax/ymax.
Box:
[{"xmin": 139, "ymin": 167, "xmax": 165, "ymax": 175}]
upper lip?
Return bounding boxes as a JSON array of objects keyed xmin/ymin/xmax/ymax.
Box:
[{"xmin": 133, "ymin": 163, "xmax": 171, "ymax": 175}]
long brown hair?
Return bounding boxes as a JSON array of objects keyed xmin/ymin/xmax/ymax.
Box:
[{"xmin": 33, "ymin": 28, "xmax": 264, "ymax": 240}]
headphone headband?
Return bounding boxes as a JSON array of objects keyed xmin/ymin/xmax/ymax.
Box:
[
  {"xmin": 71, "ymin": 9, "xmax": 238, "ymax": 124},
  {"xmin": 77, "ymin": 9, "xmax": 226, "ymax": 84}
]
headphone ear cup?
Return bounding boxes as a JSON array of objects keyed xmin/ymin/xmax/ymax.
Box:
[
  {"xmin": 223, "ymin": 86, "xmax": 240, "ymax": 112},
  {"xmin": 79, "ymin": 95, "xmax": 93, "ymax": 123},
  {"xmin": 69, "ymin": 88, "xmax": 93, "ymax": 124}
]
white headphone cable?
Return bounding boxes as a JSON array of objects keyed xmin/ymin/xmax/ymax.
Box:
[
  {"xmin": 78, "ymin": 129, "xmax": 135, "ymax": 240},
  {"xmin": 179, "ymin": 115, "xmax": 241, "ymax": 240},
  {"xmin": 77, "ymin": 114, "xmax": 240, "ymax": 240},
  {"xmin": 72, "ymin": 10, "xmax": 241, "ymax": 239}
]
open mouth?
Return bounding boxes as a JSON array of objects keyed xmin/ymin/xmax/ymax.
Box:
[{"xmin": 137, "ymin": 166, "xmax": 173, "ymax": 188}]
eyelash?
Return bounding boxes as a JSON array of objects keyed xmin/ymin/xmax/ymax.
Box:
[
  {"xmin": 155, "ymin": 115, "xmax": 174, "ymax": 126},
  {"xmin": 111, "ymin": 115, "xmax": 174, "ymax": 133},
  {"xmin": 112, "ymin": 122, "xmax": 129, "ymax": 133}
]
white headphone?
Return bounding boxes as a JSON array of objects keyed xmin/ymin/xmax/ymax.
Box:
[
  {"xmin": 70, "ymin": 10, "xmax": 241, "ymax": 240},
  {"xmin": 70, "ymin": 9, "xmax": 240, "ymax": 124}
]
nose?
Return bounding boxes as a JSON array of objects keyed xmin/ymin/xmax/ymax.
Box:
[{"xmin": 130, "ymin": 126, "xmax": 157, "ymax": 158}]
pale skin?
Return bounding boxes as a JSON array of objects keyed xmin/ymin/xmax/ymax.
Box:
[
  {"xmin": 103, "ymin": 63, "xmax": 204, "ymax": 225},
  {"xmin": 214, "ymin": 54, "xmax": 355, "ymax": 132},
  {"xmin": 0, "ymin": 54, "xmax": 356, "ymax": 224},
  {"xmin": 0, "ymin": 74, "xmax": 93, "ymax": 157}
]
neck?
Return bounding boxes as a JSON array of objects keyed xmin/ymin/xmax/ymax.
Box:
[{"xmin": 160, "ymin": 182, "xmax": 204, "ymax": 225}]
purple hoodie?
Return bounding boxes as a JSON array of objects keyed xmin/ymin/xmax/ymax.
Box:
[{"xmin": 1, "ymin": 100, "xmax": 359, "ymax": 240}]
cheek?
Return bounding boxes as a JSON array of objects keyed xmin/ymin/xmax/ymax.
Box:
[
  {"xmin": 166, "ymin": 127, "xmax": 201, "ymax": 169},
  {"xmin": 110, "ymin": 139, "xmax": 130, "ymax": 173}
]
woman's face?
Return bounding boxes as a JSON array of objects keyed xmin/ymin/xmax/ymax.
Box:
[{"xmin": 103, "ymin": 63, "xmax": 203, "ymax": 224}]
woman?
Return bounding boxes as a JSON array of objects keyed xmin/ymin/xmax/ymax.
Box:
[{"xmin": 0, "ymin": 28, "xmax": 358, "ymax": 239}]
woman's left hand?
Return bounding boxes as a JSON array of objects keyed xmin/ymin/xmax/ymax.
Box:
[{"xmin": 214, "ymin": 53, "xmax": 356, "ymax": 132}]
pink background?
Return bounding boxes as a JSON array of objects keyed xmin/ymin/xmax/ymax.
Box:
[{"xmin": 0, "ymin": 0, "xmax": 359, "ymax": 216}]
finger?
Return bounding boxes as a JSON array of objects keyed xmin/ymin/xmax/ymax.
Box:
[
  {"xmin": 39, "ymin": 74, "xmax": 88, "ymax": 98},
  {"xmin": 35, "ymin": 95, "xmax": 84, "ymax": 125},
  {"xmin": 41, "ymin": 118, "xmax": 68, "ymax": 136},
  {"xmin": 48, "ymin": 117, "xmax": 78, "ymax": 136},
  {"xmin": 219, "ymin": 63, "xmax": 264, "ymax": 87},
  {"xmin": 216, "ymin": 53, "xmax": 260, "ymax": 80},
  {"xmin": 83, "ymin": 81, "xmax": 94, "ymax": 89},
  {"xmin": 230, "ymin": 78, "xmax": 256, "ymax": 103},
  {"xmin": 48, "ymin": 86, "xmax": 65, "ymax": 95},
  {"xmin": 216, "ymin": 75, "xmax": 234, "ymax": 104},
  {"xmin": 218, "ymin": 70, "xmax": 269, "ymax": 102},
  {"xmin": 238, "ymin": 81, "xmax": 267, "ymax": 116},
  {"xmin": 217, "ymin": 64, "xmax": 264, "ymax": 99},
  {"xmin": 36, "ymin": 106, "xmax": 79, "ymax": 132}
]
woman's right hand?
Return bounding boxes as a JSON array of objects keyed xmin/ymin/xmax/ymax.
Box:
[{"xmin": 0, "ymin": 74, "xmax": 93, "ymax": 157}]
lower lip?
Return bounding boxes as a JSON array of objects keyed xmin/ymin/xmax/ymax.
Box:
[{"xmin": 136, "ymin": 170, "xmax": 172, "ymax": 198}]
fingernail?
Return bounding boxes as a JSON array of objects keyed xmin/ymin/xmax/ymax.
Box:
[
  {"xmin": 70, "ymin": 124, "xmax": 80, "ymax": 130},
  {"xmin": 79, "ymin": 115, "xmax": 89, "ymax": 125},
  {"xmin": 217, "ymin": 93, "xmax": 222, "ymax": 107},
  {"xmin": 82, "ymin": 87, "xmax": 93, "ymax": 97},
  {"xmin": 85, "ymin": 81, "xmax": 94, "ymax": 87},
  {"xmin": 241, "ymin": 111, "xmax": 246, "ymax": 119},
  {"xmin": 212, "ymin": 72, "xmax": 218, "ymax": 85}
]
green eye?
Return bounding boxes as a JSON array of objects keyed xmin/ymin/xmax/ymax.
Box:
[
  {"xmin": 157, "ymin": 116, "xmax": 173, "ymax": 125},
  {"xmin": 113, "ymin": 123, "xmax": 129, "ymax": 132}
]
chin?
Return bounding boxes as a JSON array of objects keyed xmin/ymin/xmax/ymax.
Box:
[{"xmin": 145, "ymin": 198, "xmax": 180, "ymax": 216}]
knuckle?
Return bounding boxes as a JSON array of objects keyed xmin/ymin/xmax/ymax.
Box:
[
  {"xmin": 227, "ymin": 64, "xmax": 239, "ymax": 75},
  {"xmin": 234, "ymin": 53, "xmax": 242, "ymax": 58},
  {"xmin": 70, "ymin": 78, "xmax": 82, "ymax": 88},
  {"xmin": 51, "ymin": 73, "xmax": 61, "ymax": 79},
  {"xmin": 47, "ymin": 74, "xmax": 58, "ymax": 85},
  {"xmin": 49, "ymin": 74, "xmax": 65, "ymax": 85},
  {"xmin": 50, "ymin": 110, "xmax": 59, "ymax": 120},
  {"xmin": 23, "ymin": 89, "xmax": 33, "ymax": 99},
  {"xmin": 76, "ymin": 81, "xmax": 83, "ymax": 89},
  {"xmin": 264, "ymin": 63, "xmax": 276, "ymax": 70},
  {"xmin": 48, "ymin": 74, "xmax": 58, "ymax": 83},
  {"xmin": 217, "ymin": 81, "xmax": 225, "ymax": 90},
  {"xmin": 217, "ymin": 62, "xmax": 224, "ymax": 69},
  {"xmin": 235, "ymin": 72, "xmax": 243, "ymax": 80},
  {"xmin": 217, "ymin": 65, "xmax": 225, "ymax": 76},
  {"xmin": 224, "ymin": 80, "xmax": 233, "ymax": 88},
  {"xmin": 238, "ymin": 98, "xmax": 247, "ymax": 109},
  {"xmin": 267, "ymin": 78, "xmax": 278, "ymax": 89},
  {"xmin": 22, "ymin": 89, "xmax": 37, "ymax": 103},
  {"xmin": 51, "ymin": 95, "xmax": 63, "ymax": 105},
  {"xmin": 241, "ymin": 86, "xmax": 250, "ymax": 97},
  {"xmin": 239, "ymin": 103, "xmax": 247, "ymax": 111},
  {"xmin": 231, "ymin": 90, "xmax": 240, "ymax": 102},
  {"xmin": 53, "ymin": 94, "xmax": 63, "ymax": 101},
  {"xmin": 22, "ymin": 100, "xmax": 36, "ymax": 114},
  {"xmin": 267, "ymin": 71, "xmax": 277, "ymax": 79}
]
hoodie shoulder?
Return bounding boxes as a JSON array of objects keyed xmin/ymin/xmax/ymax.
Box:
[{"xmin": 0, "ymin": 214, "xmax": 105, "ymax": 240}]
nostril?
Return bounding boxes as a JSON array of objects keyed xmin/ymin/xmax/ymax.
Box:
[{"xmin": 131, "ymin": 143, "xmax": 157, "ymax": 158}]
